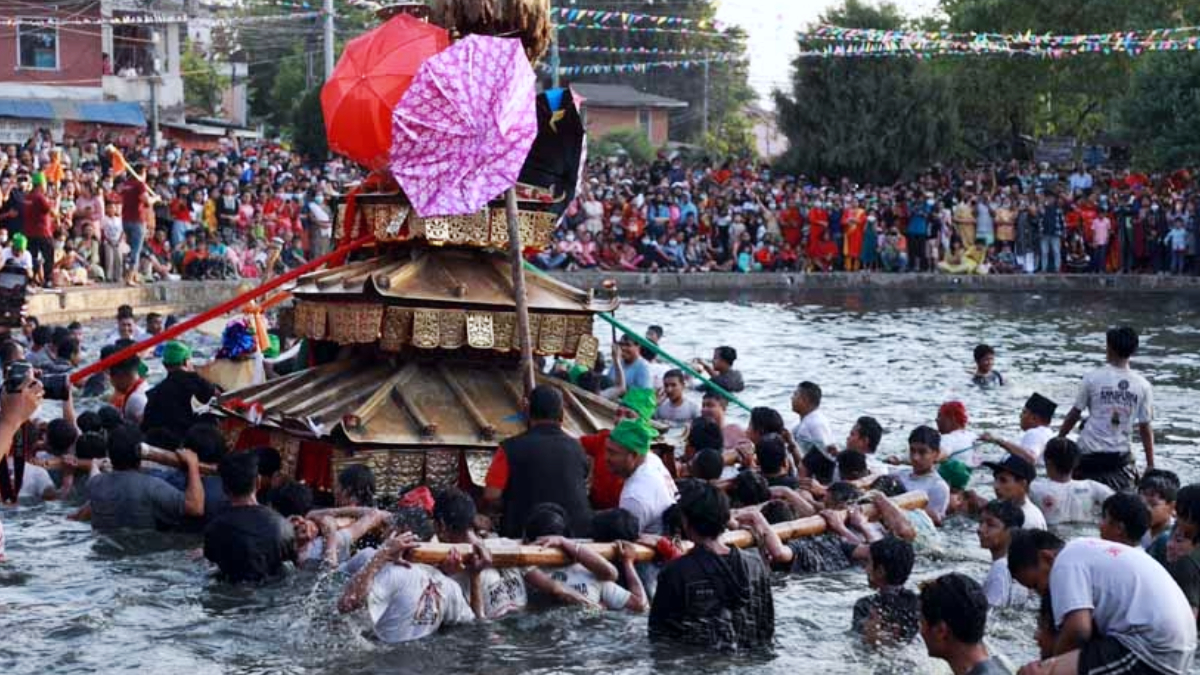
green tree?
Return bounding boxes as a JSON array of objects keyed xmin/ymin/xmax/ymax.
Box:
[
  {"xmin": 1116, "ymin": 53, "xmax": 1200, "ymax": 169},
  {"xmin": 291, "ymin": 86, "xmax": 328, "ymax": 161},
  {"xmin": 268, "ymin": 44, "xmax": 308, "ymax": 129},
  {"xmin": 774, "ymin": 0, "xmax": 959, "ymax": 182},
  {"xmin": 181, "ymin": 42, "xmax": 229, "ymax": 116},
  {"xmin": 555, "ymin": 0, "xmax": 755, "ymax": 145},
  {"xmin": 589, "ymin": 128, "xmax": 656, "ymax": 164}
]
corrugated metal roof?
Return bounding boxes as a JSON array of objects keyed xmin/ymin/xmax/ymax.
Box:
[
  {"xmin": 217, "ymin": 358, "xmax": 627, "ymax": 448},
  {"xmin": 572, "ymin": 83, "xmax": 688, "ymax": 109},
  {"xmin": 0, "ymin": 99, "xmax": 55, "ymax": 120}
]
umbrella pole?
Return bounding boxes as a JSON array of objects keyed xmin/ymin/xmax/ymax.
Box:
[{"xmin": 505, "ymin": 188, "xmax": 537, "ymax": 395}]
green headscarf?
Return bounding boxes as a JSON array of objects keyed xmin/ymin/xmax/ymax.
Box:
[
  {"xmin": 567, "ymin": 363, "xmax": 588, "ymax": 384},
  {"xmin": 609, "ymin": 418, "xmax": 658, "ymax": 456},
  {"xmin": 11, "ymin": 233, "xmax": 26, "ymax": 252},
  {"xmin": 620, "ymin": 387, "xmax": 657, "ymax": 422},
  {"xmin": 161, "ymin": 341, "xmax": 192, "ymax": 367},
  {"xmin": 938, "ymin": 459, "xmax": 972, "ymax": 491},
  {"xmin": 30, "ymin": 172, "xmax": 46, "ymax": 189},
  {"xmin": 263, "ymin": 334, "xmax": 281, "ymax": 359}
]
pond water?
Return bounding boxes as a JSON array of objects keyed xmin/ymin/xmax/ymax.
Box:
[{"xmin": 3, "ymin": 290, "xmax": 1199, "ymax": 675}]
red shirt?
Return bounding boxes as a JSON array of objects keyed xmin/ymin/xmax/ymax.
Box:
[
  {"xmin": 580, "ymin": 430, "xmax": 624, "ymax": 510},
  {"xmin": 23, "ymin": 191, "xmax": 54, "ymax": 239},
  {"xmin": 120, "ymin": 181, "xmax": 146, "ymax": 224}
]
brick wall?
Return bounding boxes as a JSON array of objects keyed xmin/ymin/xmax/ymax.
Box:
[
  {"xmin": 0, "ymin": 3, "xmax": 104, "ymax": 86},
  {"xmin": 583, "ymin": 105, "xmax": 672, "ymax": 146}
]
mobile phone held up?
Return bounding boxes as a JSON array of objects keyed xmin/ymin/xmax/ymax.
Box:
[
  {"xmin": 0, "ymin": 260, "xmax": 28, "ymax": 328},
  {"xmin": 4, "ymin": 360, "xmax": 69, "ymax": 401}
]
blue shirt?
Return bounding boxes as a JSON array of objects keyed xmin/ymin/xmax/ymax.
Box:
[{"xmin": 611, "ymin": 357, "xmax": 652, "ymax": 390}]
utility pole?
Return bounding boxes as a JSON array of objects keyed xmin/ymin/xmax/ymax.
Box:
[
  {"xmin": 149, "ymin": 29, "xmax": 161, "ymax": 149},
  {"xmin": 702, "ymin": 59, "xmax": 709, "ymax": 139},
  {"xmin": 323, "ymin": 0, "xmax": 335, "ymax": 82},
  {"xmin": 550, "ymin": 24, "xmax": 560, "ymax": 89}
]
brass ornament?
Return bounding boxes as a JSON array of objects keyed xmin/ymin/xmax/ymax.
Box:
[
  {"xmin": 439, "ymin": 310, "xmax": 466, "ymax": 349},
  {"xmin": 380, "ymin": 307, "xmax": 413, "ymax": 351},
  {"xmin": 575, "ymin": 334, "xmax": 599, "ymax": 369},
  {"xmin": 492, "ymin": 312, "xmax": 516, "ymax": 351},
  {"xmin": 413, "ymin": 310, "xmax": 441, "ymax": 349},
  {"xmin": 539, "ymin": 314, "xmax": 568, "ymax": 354},
  {"xmin": 466, "ymin": 312, "xmax": 495, "ymax": 349},
  {"xmin": 424, "ymin": 449, "xmax": 460, "ymax": 489}
]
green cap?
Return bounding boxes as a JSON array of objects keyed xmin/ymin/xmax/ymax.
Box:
[
  {"xmin": 138, "ymin": 360, "xmax": 149, "ymax": 378},
  {"xmin": 263, "ymin": 334, "xmax": 280, "ymax": 359},
  {"xmin": 161, "ymin": 341, "xmax": 192, "ymax": 367},
  {"xmin": 938, "ymin": 459, "xmax": 973, "ymax": 491},
  {"xmin": 10, "ymin": 233, "xmax": 26, "ymax": 251},
  {"xmin": 609, "ymin": 418, "xmax": 658, "ymax": 456},
  {"xmin": 567, "ymin": 363, "xmax": 588, "ymax": 384},
  {"xmin": 619, "ymin": 387, "xmax": 657, "ymax": 422},
  {"xmin": 30, "ymin": 172, "xmax": 46, "ymax": 188}
]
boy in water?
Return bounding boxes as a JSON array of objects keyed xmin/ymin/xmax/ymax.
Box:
[
  {"xmin": 851, "ymin": 536, "xmax": 919, "ymax": 645},
  {"xmin": 979, "ymin": 393, "xmax": 1057, "ymax": 466},
  {"xmin": 845, "ymin": 415, "xmax": 886, "ymax": 475},
  {"xmin": 1167, "ymin": 485, "xmax": 1200, "ymax": 619},
  {"xmin": 971, "ymin": 344, "xmax": 1004, "ymax": 388},
  {"xmin": 919, "ymin": 573, "xmax": 1013, "ymax": 674},
  {"xmin": 654, "ymin": 369, "xmax": 699, "ymax": 424},
  {"xmin": 977, "ymin": 500, "xmax": 1030, "ymax": 609},
  {"xmin": 980, "ymin": 455, "xmax": 1046, "ymax": 530},
  {"xmin": 1029, "ymin": 438, "xmax": 1113, "ymax": 526},
  {"xmin": 895, "ymin": 426, "xmax": 950, "ymax": 525},
  {"xmin": 1138, "ymin": 470, "xmax": 1178, "ymax": 558},
  {"xmin": 1099, "ymin": 493, "xmax": 1151, "ymax": 548}
]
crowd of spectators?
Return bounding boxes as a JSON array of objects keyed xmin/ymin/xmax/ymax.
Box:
[
  {"xmin": 536, "ymin": 155, "xmax": 1200, "ymax": 277},
  {"xmin": 0, "ymin": 129, "xmax": 360, "ymax": 290}
]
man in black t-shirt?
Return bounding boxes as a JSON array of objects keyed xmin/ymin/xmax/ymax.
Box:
[
  {"xmin": 142, "ymin": 341, "xmax": 218, "ymax": 436},
  {"xmin": 204, "ymin": 451, "xmax": 296, "ymax": 583}
]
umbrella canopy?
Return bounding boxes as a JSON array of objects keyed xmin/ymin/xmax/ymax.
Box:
[
  {"xmin": 389, "ymin": 35, "xmax": 538, "ymax": 217},
  {"xmin": 517, "ymin": 88, "xmax": 585, "ymax": 216},
  {"xmin": 321, "ymin": 14, "xmax": 449, "ymax": 171}
]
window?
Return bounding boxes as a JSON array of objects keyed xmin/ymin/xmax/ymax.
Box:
[
  {"xmin": 638, "ymin": 108, "xmax": 651, "ymax": 135},
  {"xmin": 18, "ymin": 20, "xmax": 59, "ymax": 70}
]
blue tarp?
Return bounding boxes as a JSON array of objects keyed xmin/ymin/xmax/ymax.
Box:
[
  {"xmin": 73, "ymin": 101, "xmax": 145, "ymax": 126},
  {"xmin": 0, "ymin": 98, "xmax": 55, "ymax": 120}
]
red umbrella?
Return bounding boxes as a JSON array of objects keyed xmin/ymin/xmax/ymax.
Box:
[{"xmin": 321, "ymin": 14, "xmax": 449, "ymax": 170}]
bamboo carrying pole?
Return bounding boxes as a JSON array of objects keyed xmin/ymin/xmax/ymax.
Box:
[
  {"xmin": 505, "ymin": 188, "xmax": 537, "ymax": 395},
  {"xmin": 388, "ymin": 490, "xmax": 929, "ymax": 567},
  {"xmin": 70, "ymin": 234, "xmax": 377, "ymax": 385},
  {"xmin": 32, "ymin": 444, "xmax": 219, "ymax": 475}
]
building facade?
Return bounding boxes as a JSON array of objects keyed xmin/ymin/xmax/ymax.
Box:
[{"xmin": 571, "ymin": 83, "xmax": 687, "ymax": 147}]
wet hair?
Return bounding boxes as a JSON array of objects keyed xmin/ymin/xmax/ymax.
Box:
[
  {"xmin": 661, "ymin": 503, "xmax": 684, "ymax": 537},
  {"xmin": 983, "ymin": 499, "xmax": 1025, "ymax": 529},
  {"xmin": 67, "ymin": 321, "xmax": 82, "ymax": 332},
  {"xmin": 748, "ymin": 407, "xmax": 785, "ymax": 435},
  {"xmin": 701, "ymin": 389, "xmax": 729, "ymax": 408},
  {"xmin": 755, "ymin": 435, "xmax": 788, "ymax": 475},
  {"xmin": 1103, "ymin": 493, "xmax": 1151, "ymax": 542},
  {"xmin": 527, "ymin": 385, "xmax": 564, "ymax": 421},
  {"xmin": 392, "ymin": 505, "xmax": 435, "ymax": 542},
  {"xmin": 871, "ymin": 474, "xmax": 906, "ymax": 497},
  {"xmin": 854, "ymin": 416, "xmax": 883, "ymax": 452},
  {"xmin": 837, "ymin": 450, "xmax": 869, "ymax": 481},
  {"xmin": 646, "ymin": 325, "xmax": 664, "ymax": 340},
  {"xmin": 432, "ymin": 488, "xmax": 476, "ymax": 534},
  {"xmin": 55, "ymin": 335, "xmax": 80, "ymax": 361},
  {"xmin": 591, "ymin": 508, "xmax": 639, "ymax": 543},
  {"xmin": 1106, "ymin": 326, "xmax": 1139, "ymax": 360},
  {"xmin": 31, "ymin": 325, "xmax": 51, "ymax": 347},
  {"xmin": 973, "ymin": 344, "xmax": 995, "ymax": 364},
  {"xmin": 662, "ymin": 368, "xmax": 685, "ymax": 385},
  {"xmin": 1008, "ymin": 529, "xmax": 1065, "ymax": 574},
  {"xmin": 75, "ymin": 432, "xmax": 108, "ymax": 460},
  {"xmin": 1138, "ymin": 469, "xmax": 1181, "ymax": 503},
  {"xmin": 46, "ymin": 418, "xmax": 79, "ymax": 455},
  {"xmin": 679, "ymin": 481, "xmax": 730, "ymax": 539},
  {"xmin": 107, "ymin": 424, "xmax": 143, "ymax": 471},
  {"xmin": 255, "ymin": 447, "xmax": 282, "ymax": 477},
  {"xmin": 919, "ymin": 573, "xmax": 989, "ymax": 644},
  {"xmin": 337, "ymin": 464, "xmax": 376, "ymax": 507},
  {"xmin": 687, "ymin": 417, "xmax": 724, "ymax": 452},
  {"xmin": 691, "ymin": 448, "xmax": 725, "ymax": 481},
  {"xmin": 638, "ymin": 345, "xmax": 657, "ymax": 362},
  {"xmin": 523, "ymin": 502, "xmax": 569, "ymax": 541},
  {"xmin": 117, "ymin": 304, "xmax": 135, "ymax": 320},
  {"xmin": 870, "ymin": 536, "xmax": 915, "ymax": 586},
  {"xmin": 908, "ymin": 425, "xmax": 941, "ymax": 450},
  {"xmin": 270, "ymin": 481, "xmax": 313, "ymax": 517},
  {"xmin": 1175, "ymin": 486, "xmax": 1200, "ymax": 540},
  {"xmin": 797, "ymin": 381, "xmax": 822, "ymax": 407},
  {"xmin": 76, "ymin": 410, "xmax": 102, "ymax": 434},
  {"xmin": 714, "ymin": 345, "xmax": 737, "ymax": 365},
  {"xmin": 50, "ymin": 325, "xmax": 69, "ymax": 346},
  {"xmin": 760, "ymin": 499, "xmax": 797, "ymax": 525},
  {"xmin": 802, "ymin": 449, "xmax": 836, "ymax": 485},
  {"xmin": 826, "ymin": 481, "xmax": 862, "ymax": 508},
  {"xmin": 183, "ymin": 423, "xmax": 227, "ymax": 465},
  {"xmin": 733, "ymin": 469, "xmax": 770, "ymax": 507},
  {"xmin": 219, "ymin": 451, "xmax": 258, "ymax": 498},
  {"xmin": 1042, "ymin": 438, "xmax": 1080, "ymax": 474}
]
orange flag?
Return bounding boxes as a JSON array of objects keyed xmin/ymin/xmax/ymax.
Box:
[{"xmin": 105, "ymin": 144, "xmax": 131, "ymax": 177}]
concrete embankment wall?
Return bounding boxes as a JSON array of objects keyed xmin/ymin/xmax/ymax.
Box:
[{"xmin": 27, "ymin": 273, "xmax": 1200, "ymax": 324}]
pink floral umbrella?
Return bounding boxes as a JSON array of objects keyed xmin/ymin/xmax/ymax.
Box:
[{"xmin": 389, "ymin": 35, "xmax": 538, "ymax": 217}]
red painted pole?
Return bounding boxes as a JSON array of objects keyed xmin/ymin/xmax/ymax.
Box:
[{"xmin": 70, "ymin": 234, "xmax": 376, "ymax": 385}]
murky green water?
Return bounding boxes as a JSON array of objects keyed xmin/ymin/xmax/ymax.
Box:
[{"xmin": 3, "ymin": 290, "xmax": 1199, "ymax": 674}]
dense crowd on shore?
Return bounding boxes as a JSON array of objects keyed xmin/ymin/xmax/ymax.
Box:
[
  {"xmin": 537, "ymin": 156, "xmax": 1200, "ymax": 277},
  {"xmin": 1, "ymin": 304, "xmax": 1196, "ymax": 674},
  {"xmin": 0, "ymin": 129, "xmax": 361, "ymax": 289}
]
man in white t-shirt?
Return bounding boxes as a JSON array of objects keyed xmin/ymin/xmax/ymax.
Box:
[
  {"xmin": 894, "ymin": 426, "xmax": 950, "ymax": 525},
  {"xmin": 977, "ymin": 499, "xmax": 1031, "ymax": 609},
  {"xmin": 4, "ymin": 459, "xmax": 56, "ymax": 501},
  {"xmin": 433, "ymin": 488, "xmax": 529, "ymax": 620},
  {"xmin": 1030, "ymin": 438, "xmax": 1113, "ymax": 526},
  {"xmin": 654, "ymin": 369, "xmax": 699, "ymax": 425},
  {"xmin": 1058, "ymin": 326, "xmax": 1153, "ymax": 491},
  {"xmin": 338, "ymin": 534, "xmax": 476, "ymax": 644},
  {"xmin": 606, "ymin": 419, "xmax": 677, "ymax": 535},
  {"xmin": 791, "ymin": 381, "xmax": 838, "ymax": 482},
  {"xmin": 936, "ymin": 401, "xmax": 979, "ymax": 466},
  {"xmin": 981, "ymin": 455, "xmax": 1046, "ymax": 531},
  {"xmin": 979, "ymin": 392, "xmax": 1057, "ymax": 466},
  {"xmin": 1009, "ymin": 532, "xmax": 1196, "ymax": 675}
]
